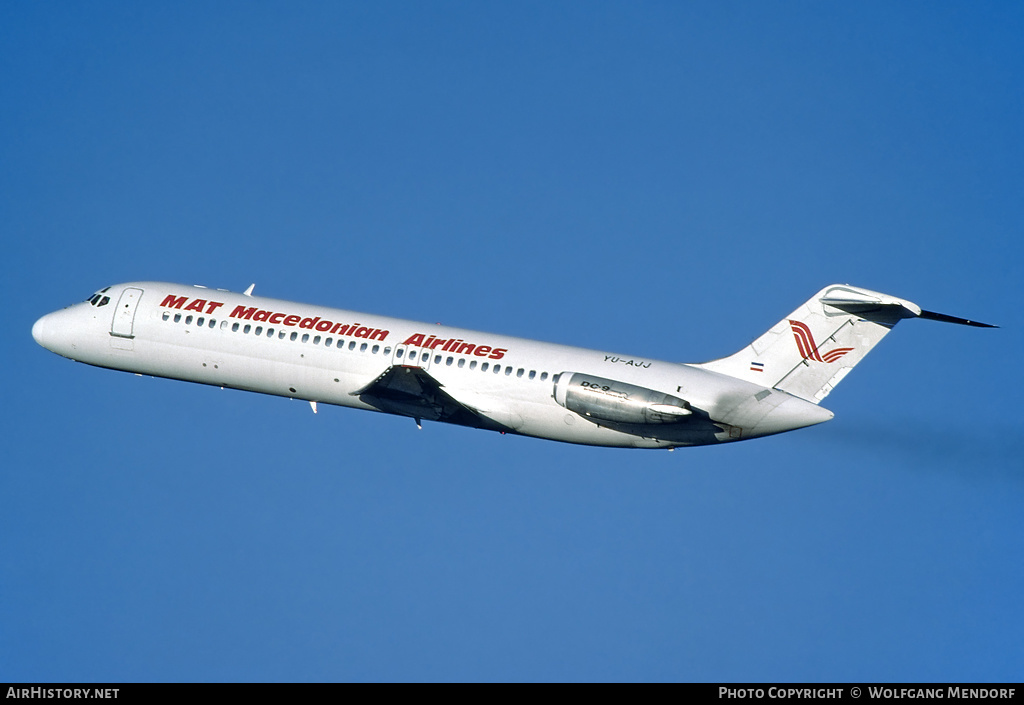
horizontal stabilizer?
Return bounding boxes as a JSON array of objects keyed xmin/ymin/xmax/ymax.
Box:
[
  {"xmin": 918, "ymin": 309, "xmax": 998, "ymax": 328},
  {"xmin": 820, "ymin": 291, "xmax": 997, "ymax": 328}
]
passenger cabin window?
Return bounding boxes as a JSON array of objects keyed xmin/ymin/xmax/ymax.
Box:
[{"xmin": 197, "ymin": 317, "xmax": 205, "ymax": 327}]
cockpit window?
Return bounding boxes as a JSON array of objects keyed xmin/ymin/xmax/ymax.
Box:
[{"xmin": 86, "ymin": 288, "xmax": 112, "ymax": 307}]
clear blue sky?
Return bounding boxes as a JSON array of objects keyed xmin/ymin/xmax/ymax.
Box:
[{"xmin": 3, "ymin": 2, "xmax": 1021, "ymax": 682}]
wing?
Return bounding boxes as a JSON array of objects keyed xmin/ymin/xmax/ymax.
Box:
[{"xmin": 353, "ymin": 365, "xmax": 514, "ymax": 432}]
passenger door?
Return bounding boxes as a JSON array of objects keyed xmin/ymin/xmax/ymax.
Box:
[{"xmin": 110, "ymin": 287, "xmax": 144, "ymax": 338}]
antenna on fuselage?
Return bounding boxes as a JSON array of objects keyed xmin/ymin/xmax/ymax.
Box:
[{"xmin": 243, "ymin": 283, "xmax": 255, "ymax": 296}]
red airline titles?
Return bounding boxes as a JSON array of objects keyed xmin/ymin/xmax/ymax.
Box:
[
  {"xmin": 400, "ymin": 333, "xmax": 507, "ymax": 360},
  {"xmin": 159, "ymin": 294, "xmax": 507, "ymax": 359}
]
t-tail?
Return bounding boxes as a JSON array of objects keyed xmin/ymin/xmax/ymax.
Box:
[{"xmin": 695, "ymin": 284, "xmax": 996, "ymax": 404}]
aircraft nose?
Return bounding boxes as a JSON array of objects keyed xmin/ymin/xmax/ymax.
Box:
[
  {"xmin": 32, "ymin": 310, "xmax": 68, "ymax": 354},
  {"xmin": 32, "ymin": 313, "xmax": 51, "ymax": 347}
]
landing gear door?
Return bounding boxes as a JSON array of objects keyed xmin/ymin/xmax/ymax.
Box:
[
  {"xmin": 391, "ymin": 343, "xmax": 432, "ymax": 370},
  {"xmin": 111, "ymin": 287, "xmax": 144, "ymax": 338}
]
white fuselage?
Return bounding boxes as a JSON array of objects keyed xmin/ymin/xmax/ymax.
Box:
[{"xmin": 32, "ymin": 282, "xmax": 833, "ymax": 449}]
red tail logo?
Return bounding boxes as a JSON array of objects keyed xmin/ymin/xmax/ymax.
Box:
[{"xmin": 789, "ymin": 320, "xmax": 853, "ymax": 363}]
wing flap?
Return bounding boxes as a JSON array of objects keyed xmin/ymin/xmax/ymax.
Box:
[{"xmin": 354, "ymin": 365, "xmax": 514, "ymax": 432}]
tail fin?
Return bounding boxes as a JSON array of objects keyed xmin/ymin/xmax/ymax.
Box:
[{"xmin": 694, "ymin": 284, "xmax": 995, "ymax": 404}]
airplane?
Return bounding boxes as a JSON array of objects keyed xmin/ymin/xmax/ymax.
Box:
[{"xmin": 31, "ymin": 282, "xmax": 994, "ymax": 449}]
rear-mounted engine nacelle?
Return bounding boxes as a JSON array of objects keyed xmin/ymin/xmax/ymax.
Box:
[{"xmin": 553, "ymin": 372, "xmax": 692, "ymax": 425}]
